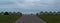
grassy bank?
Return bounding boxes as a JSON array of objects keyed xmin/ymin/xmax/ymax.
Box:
[
  {"xmin": 37, "ymin": 11, "xmax": 60, "ymax": 23},
  {"xmin": 0, "ymin": 15, "xmax": 22, "ymax": 23},
  {"xmin": 38, "ymin": 15, "xmax": 60, "ymax": 23}
]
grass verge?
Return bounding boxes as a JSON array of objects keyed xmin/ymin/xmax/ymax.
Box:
[
  {"xmin": 38, "ymin": 15, "xmax": 60, "ymax": 23},
  {"xmin": 0, "ymin": 15, "xmax": 22, "ymax": 23}
]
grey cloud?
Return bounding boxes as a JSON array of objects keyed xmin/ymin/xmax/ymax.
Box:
[{"xmin": 0, "ymin": 1, "xmax": 15, "ymax": 5}]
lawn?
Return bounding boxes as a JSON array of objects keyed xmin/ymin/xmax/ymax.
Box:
[
  {"xmin": 0, "ymin": 15, "xmax": 22, "ymax": 23},
  {"xmin": 38, "ymin": 15, "xmax": 60, "ymax": 23}
]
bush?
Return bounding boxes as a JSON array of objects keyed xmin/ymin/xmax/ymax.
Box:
[
  {"xmin": 37, "ymin": 11, "xmax": 60, "ymax": 16},
  {"xmin": 4, "ymin": 12, "xmax": 9, "ymax": 15},
  {"xmin": 20, "ymin": 13, "xmax": 22, "ymax": 16},
  {"xmin": 17, "ymin": 12, "xmax": 22, "ymax": 16},
  {"xmin": 36, "ymin": 13, "xmax": 38, "ymax": 15}
]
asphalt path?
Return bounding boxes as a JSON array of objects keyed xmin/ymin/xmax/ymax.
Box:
[{"xmin": 15, "ymin": 15, "xmax": 46, "ymax": 23}]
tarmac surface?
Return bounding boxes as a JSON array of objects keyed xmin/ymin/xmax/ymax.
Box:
[{"xmin": 15, "ymin": 14, "xmax": 46, "ymax": 23}]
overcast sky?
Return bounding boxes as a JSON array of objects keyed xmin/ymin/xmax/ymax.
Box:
[{"xmin": 0, "ymin": 0, "xmax": 60, "ymax": 14}]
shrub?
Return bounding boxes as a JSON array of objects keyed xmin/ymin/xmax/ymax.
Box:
[
  {"xmin": 20, "ymin": 13, "xmax": 22, "ymax": 16},
  {"xmin": 4, "ymin": 12, "xmax": 9, "ymax": 15},
  {"xmin": 36, "ymin": 13, "xmax": 38, "ymax": 15},
  {"xmin": 40, "ymin": 11, "xmax": 44, "ymax": 14}
]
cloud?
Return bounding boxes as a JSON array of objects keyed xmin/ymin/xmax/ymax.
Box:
[
  {"xmin": 0, "ymin": 0, "xmax": 18, "ymax": 8},
  {"xmin": 0, "ymin": 0, "xmax": 60, "ymax": 13},
  {"xmin": 17, "ymin": 0, "xmax": 48, "ymax": 9},
  {"xmin": 0, "ymin": 2, "xmax": 15, "ymax": 5},
  {"xmin": 0, "ymin": 0, "xmax": 48, "ymax": 9}
]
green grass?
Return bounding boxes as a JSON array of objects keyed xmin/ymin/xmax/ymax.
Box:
[
  {"xmin": 38, "ymin": 15, "xmax": 60, "ymax": 23},
  {"xmin": 0, "ymin": 15, "xmax": 22, "ymax": 23}
]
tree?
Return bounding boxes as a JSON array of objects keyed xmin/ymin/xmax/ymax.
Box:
[
  {"xmin": 45, "ymin": 11, "xmax": 48, "ymax": 14},
  {"xmin": 0, "ymin": 12, "xmax": 4, "ymax": 15},
  {"xmin": 44, "ymin": 11, "xmax": 49, "ymax": 15},
  {"xmin": 12, "ymin": 12, "xmax": 16, "ymax": 15},
  {"xmin": 40, "ymin": 11, "xmax": 44, "ymax": 14},
  {"xmin": 4, "ymin": 12, "xmax": 9, "ymax": 15},
  {"xmin": 57, "ymin": 11, "xmax": 60, "ymax": 15},
  {"xmin": 20, "ymin": 12, "xmax": 22, "ymax": 16},
  {"xmin": 49, "ymin": 11, "xmax": 53, "ymax": 15},
  {"xmin": 17, "ymin": 12, "xmax": 20, "ymax": 14},
  {"xmin": 49, "ymin": 11, "xmax": 52, "ymax": 13},
  {"xmin": 17, "ymin": 12, "xmax": 22, "ymax": 16},
  {"xmin": 57, "ymin": 11, "xmax": 60, "ymax": 14},
  {"xmin": 53, "ymin": 11, "xmax": 56, "ymax": 15},
  {"xmin": 36, "ymin": 13, "xmax": 39, "ymax": 16},
  {"xmin": 9, "ymin": 12, "xmax": 12, "ymax": 15}
]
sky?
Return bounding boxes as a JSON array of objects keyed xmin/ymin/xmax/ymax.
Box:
[{"xmin": 0, "ymin": 0, "xmax": 60, "ymax": 14}]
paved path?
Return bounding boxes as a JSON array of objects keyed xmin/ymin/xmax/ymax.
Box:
[{"xmin": 15, "ymin": 15, "xmax": 46, "ymax": 23}]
